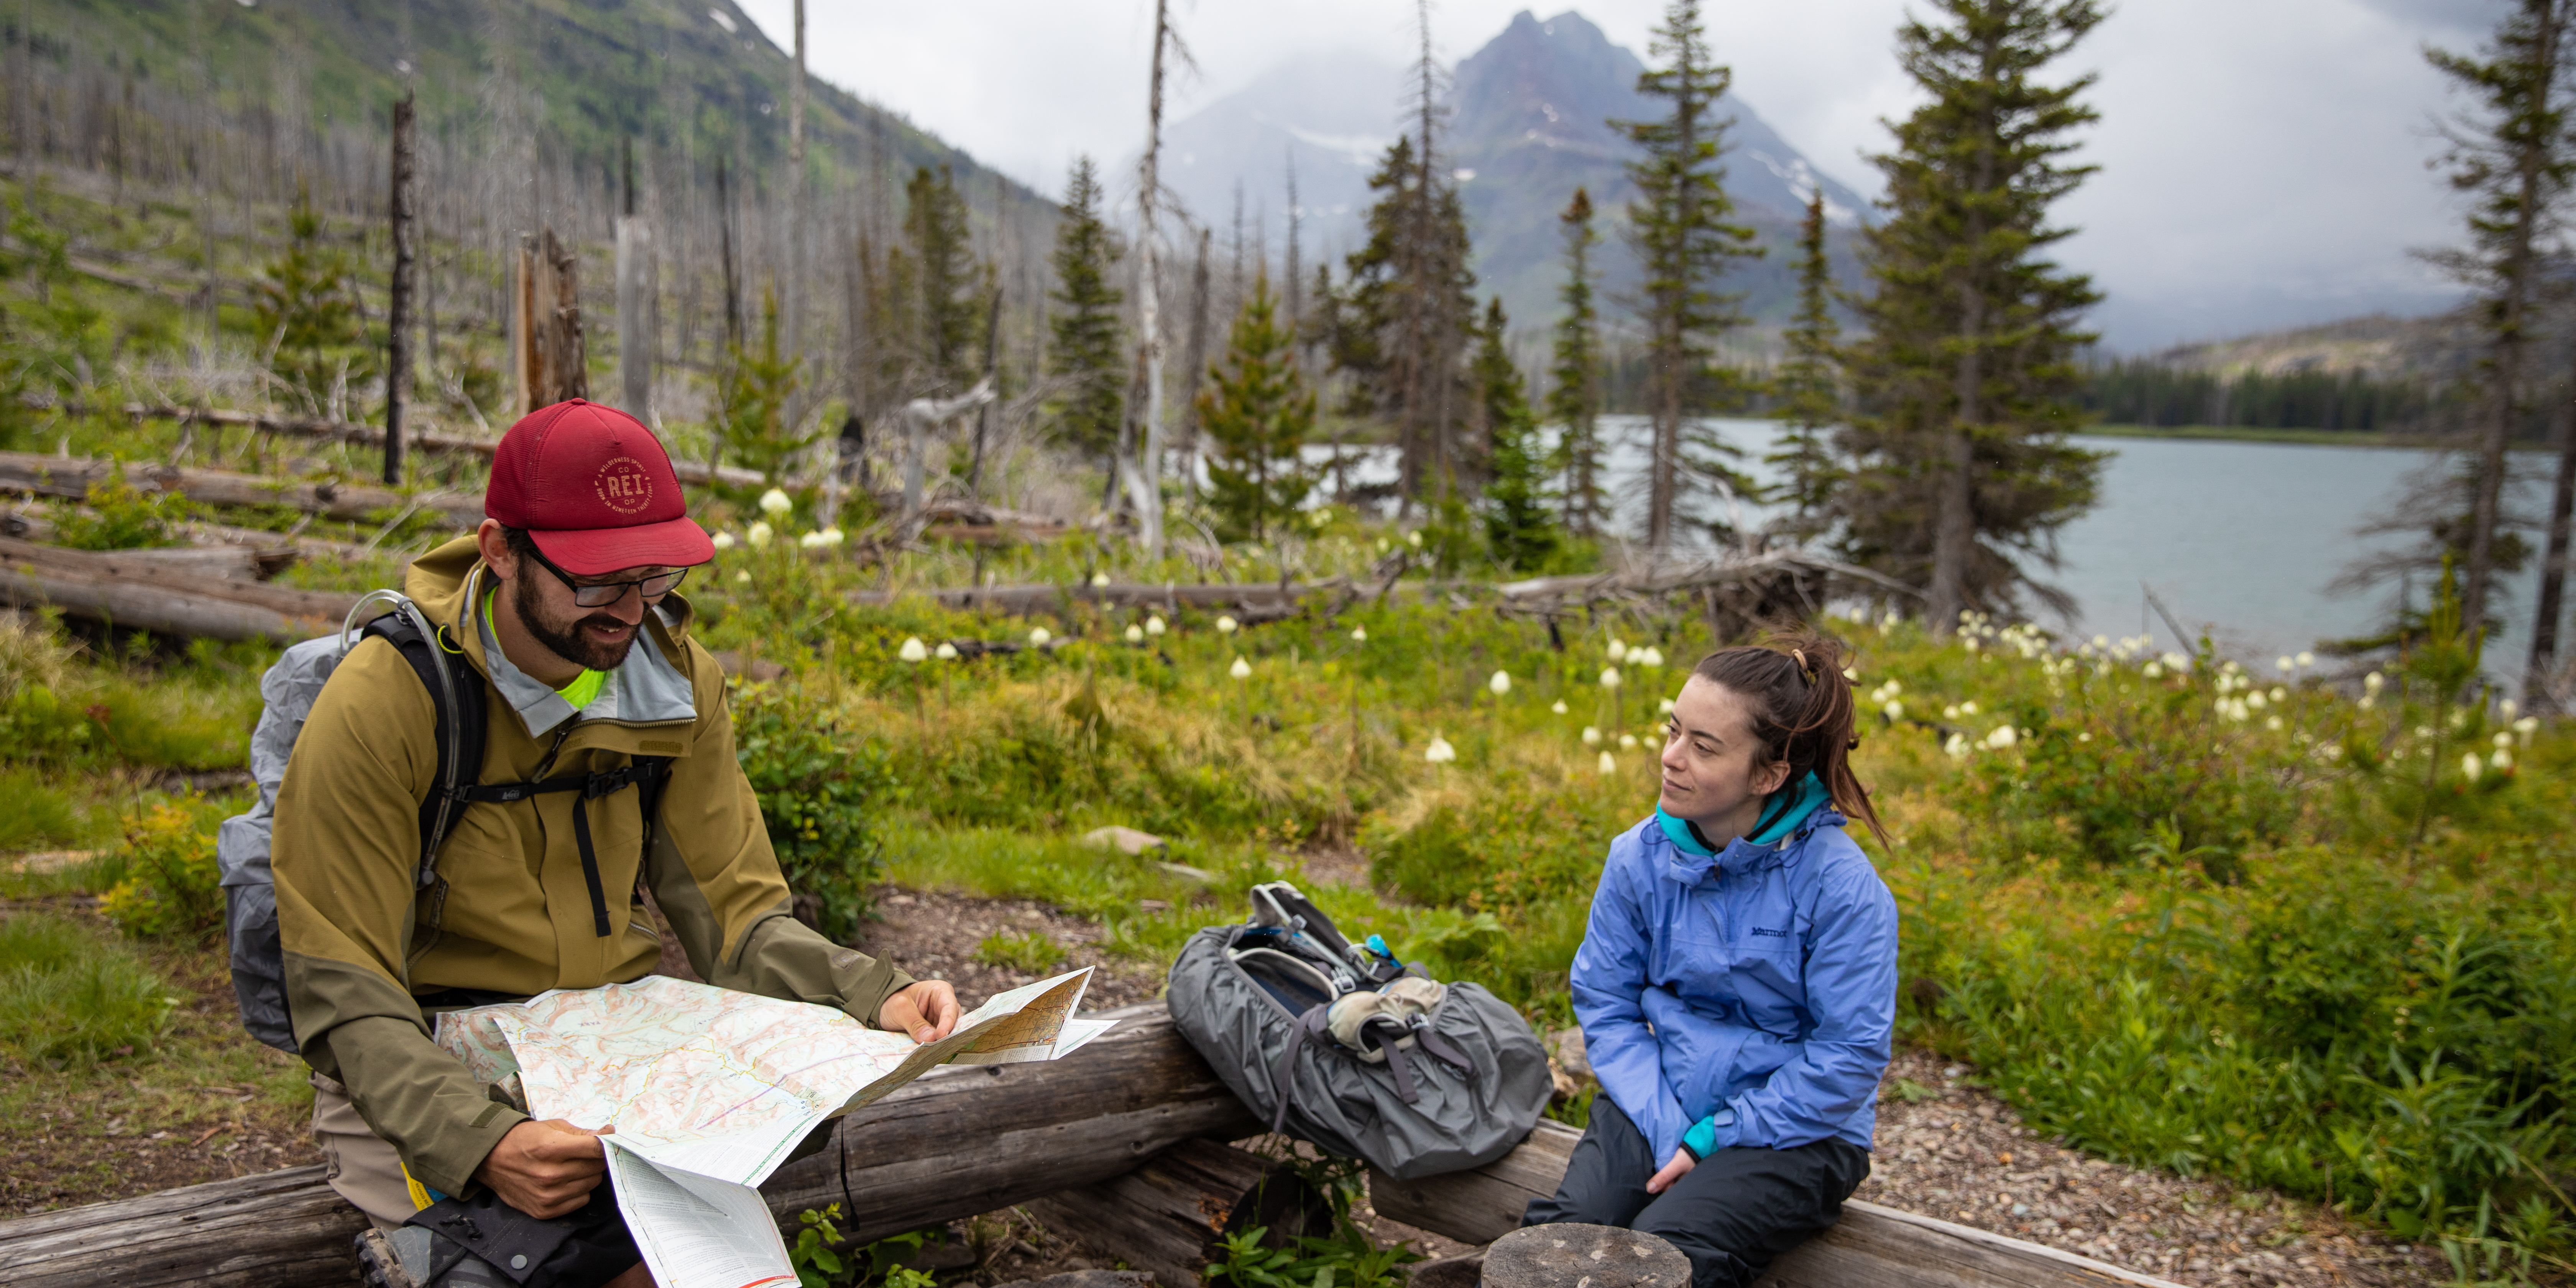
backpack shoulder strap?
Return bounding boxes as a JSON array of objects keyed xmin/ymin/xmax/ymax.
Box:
[{"xmin": 359, "ymin": 608, "xmax": 486, "ymax": 887}]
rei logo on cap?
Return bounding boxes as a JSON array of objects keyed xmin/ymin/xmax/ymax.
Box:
[{"xmin": 593, "ymin": 456, "xmax": 655, "ymax": 515}]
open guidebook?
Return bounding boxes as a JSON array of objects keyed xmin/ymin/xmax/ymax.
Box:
[{"xmin": 432, "ymin": 967, "xmax": 1110, "ymax": 1288}]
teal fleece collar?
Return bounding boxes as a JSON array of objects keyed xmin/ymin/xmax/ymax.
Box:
[{"xmin": 1656, "ymin": 772, "xmax": 1830, "ymax": 855}]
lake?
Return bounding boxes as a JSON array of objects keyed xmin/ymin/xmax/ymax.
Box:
[{"xmin": 1300, "ymin": 417, "xmax": 2556, "ymax": 682}]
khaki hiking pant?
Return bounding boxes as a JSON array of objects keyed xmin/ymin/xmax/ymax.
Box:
[{"xmin": 310, "ymin": 1073, "xmax": 424, "ymax": 1231}]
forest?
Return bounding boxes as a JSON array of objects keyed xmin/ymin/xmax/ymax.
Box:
[{"xmin": 0, "ymin": 0, "xmax": 2574, "ymax": 1286}]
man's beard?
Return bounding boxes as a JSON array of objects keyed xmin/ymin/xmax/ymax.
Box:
[{"xmin": 512, "ymin": 568, "xmax": 639, "ymax": 672}]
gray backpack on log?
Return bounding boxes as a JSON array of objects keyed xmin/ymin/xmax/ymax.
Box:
[{"xmin": 1166, "ymin": 883, "xmax": 1552, "ymax": 1180}]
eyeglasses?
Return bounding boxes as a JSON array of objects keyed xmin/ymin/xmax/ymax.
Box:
[{"xmin": 521, "ymin": 544, "xmax": 691, "ymax": 608}]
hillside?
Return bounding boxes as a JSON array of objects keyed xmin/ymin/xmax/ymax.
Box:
[
  {"xmin": 2134, "ymin": 311, "xmax": 2484, "ymax": 386},
  {"xmin": 14, "ymin": 0, "xmax": 1047, "ymax": 215}
]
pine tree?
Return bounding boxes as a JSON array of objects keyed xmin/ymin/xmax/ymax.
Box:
[
  {"xmin": 1841, "ymin": 0, "xmax": 2107, "ymax": 628},
  {"xmin": 904, "ymin": 165, "xmax": 982, "ymax": 391},
  {"xmin": 717, "ymin": 288, "xmax": 814, "ymax": 487},
  {"xmin": 1475, "ymin": 297, "xmax": 1558, "ymax": 572},
  {"xmin": 1327, "ymin": 134, "xmax": 1480, "ymax": 504},
  {"xmin": 1618, "ymin": 0, "xmax": 1761, "ymax": 552},
  {"xmin": 1046, "ymin": 156, "xmax": 1125, "ymax": 473},
  {"xmin": 1545, "ymin": 188, "xmax": 1607, "ymax": 535},
  {"xmin": 256, "ymin": 188, "xmax": 370, "ymax": 415},
  {"xmin": 1766, "ymin": 191, "xmax": 1842, "ymax": 541},
  {"xmin": 1197, "ymin": 273, "xmax": 1316, "ymax": 544},
  {"xmin": 2424, "ymin": 0, "xmax": 2576, "ymax": 634}
]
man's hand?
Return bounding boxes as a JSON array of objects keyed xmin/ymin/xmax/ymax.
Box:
[
  {"xmin": 473, "ymin": 1118, "xmax": 613, "ymax": 1219},
  {"xmin": 877, "ymin": 979, "xmax": 961, "ymax": 1043},
  {"xmin": 1646, "ymin": 1147, "xmax": 1696, "ymax": 1195}
]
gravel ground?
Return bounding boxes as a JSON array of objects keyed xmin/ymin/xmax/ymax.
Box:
[
  {"xmin": 1859, "ymin": 1049, "xmax": 2448, "ymax": 1286},
  {"xmin": 849, "ymin": 885, "xmax": 1169, "ymax": 1013}
]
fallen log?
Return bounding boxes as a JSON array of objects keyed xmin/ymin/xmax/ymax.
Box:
[
  {"xmin": 0, "ymin": 523, "xmax": 274, "ymax": 579},
  {"xmin": 0, "ymin": 538, "xmax": 362, "ymax": 642},
  {"xmin": 0, "ymin": 1004, "xmax": 1257, "ymax": 1287},
  {"xmin": 1021, "ymin": 1138, "xmax": 1331, "ymax": 1288},
  {"xmin": 24, "ymin": 399, "xmax": 767, "ymax": 489},
  {"xmin": 1367, "ymin": 1119, "xmax": 2187, "ymax": 1288},
  {"xmin": 0, "ymin": 450, "xmax": 483, "ymax": 528},
  {"xmin": 853, "ymin": 577, "xmax": 1357, "ymax": 616},
  {"xmin": 3, "ymin": 504, "xmax": 368, "ymax": 568}
]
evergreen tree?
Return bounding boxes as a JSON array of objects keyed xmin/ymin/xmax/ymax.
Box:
[
  {"xmin": 2423, "ymin": 0, "xmax": 2576, "ymax": 634},
  {"xmin": 1475, "ymin": 297, "xmax": 1559, "ymax": 572},
  {"xmin": 1841, "ymin": 0, "xmax": 2107, "ymax": 628},
  {"xmin": 1045, "ymin": 156, "xmax": 1125, "ymax": 473},
  {"xmin": 1766, "ymin": 191, "xmax": 1843, "ymax": 542},
  {"xmin": 1326, "ymin": 133, "xmax": 1480, "ymax": 503},
  {"xmin": 256, "ymin": 188, "xmax": 370, "ymax": 415},
  {"xmin": 1618, "ymin": 0, "xmax": 1761, "ymax": 552},
  {"xmin": 904, "ymin": 165, "xmax": 982, "ymax": 391},
  {"xmin": 1545, "ymin": 188, "xmax": 1608, "ymax": 535},
  {"xmin": 1197, "ymin": 273, "xmax": 1316, "ymax": 543},
  {"xmin": 717, "ymin": 288, "xmax": 814, "ymax": 487}
]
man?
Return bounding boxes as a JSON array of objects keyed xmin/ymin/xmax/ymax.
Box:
[{"xmin": 273, "ymin": 399, "xmax": 957, "ymax": 1288}]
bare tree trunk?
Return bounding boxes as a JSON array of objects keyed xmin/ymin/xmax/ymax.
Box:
[
  {"xmin": 969, "ymin": 283, "xmax": 1000, "ymax": 496},
  {"xmin": 2529, "ymin": 364, "xmax": 2576, "ymax": 711},
  {"xmin": 616, "ymin": 213, "xmax": 654, "ymax": 426},
  {"xmin": 383, "ymin": 92, "xmax": 416, "ymax": 484},
  {"xmin": 517, "ymin": 226, "xmax": 587, "ymax": 414},
  {"xmin": 1128, "ymin": 0, "xmax": 1172, "ymax": 556},
  {"xmin": 1177, "ymin": 228, "xmax": 1212, "ymax": 498},
  {"xmin": 1929, "ymin": 73, "xmax": 2000, "ymax": 636}
]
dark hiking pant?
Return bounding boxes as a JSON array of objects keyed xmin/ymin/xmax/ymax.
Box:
[{"xmin": 1522, "ymin": 1094, "xmax": 1871, "ymax": 1288}]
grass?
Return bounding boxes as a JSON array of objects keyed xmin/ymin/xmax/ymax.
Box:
[
  {"xmin": 0, "ymin": 913, "xmax": 176, "ymax": 1066},
  {"xmin": 973, "ymin": 932, "xmax": 1069, "ymax": 974}
]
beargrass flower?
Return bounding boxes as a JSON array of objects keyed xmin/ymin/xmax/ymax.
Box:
[
  {"xmin": 1658, "ymin": 698, "xmax": 1676, "ymax": 716},
  {"xmin": 1425, "ymin": 736, "xmax": 1457, "ymax": 764},
  {"xmin": 1884, "ymin": 701, "xmax": 1904, "ymax": 722},
  {"xmin": 2276, "ymin": 656, "xmax": 2295, "ymax": 674},
  {"xmin": 1607, "ymin": 639, "xmax": 1627, "ymax": 663},
  {"xmin": 898, "ymin": 637, "xmax": 928, "ymax": 664},
  {"xmin": 1230, "ymin": 656, "xmax": 1252, "ymax": 680},
  {"xmin": 1350, "ymin": 625, "xmax": 1367, "ymax": 642},
  {"xmin": 1618, "ymin": 734, "xmax": 1638, "ymax": 750},
  {"xmin": 1125, "ymin": 625, "xmax": 1145, "ymax": 644},
  {"xmin": 2297, "ymin": 651, "xmax": 2315, "ymax": 667},
  {"xmin": 1488, "ymin": 670, "xmax": 1511, "ymax": 696},
  {"xmin": 1597, "ymin": 751, "xmax": 1616, "ymax": 774},
  {"xmin": 2515, "ymin": 716, "xmax": 2540, "ymax": 746},
  {"xmin": 1146, "ymin": 616, "xmax": 1167, "ymax": 636},
  {"xmin": 734, "ymin": 570, "xmax": 752, "ymax": 584},
  {"xmin": 712, "ymin": 532, "xmax": 737, "ymax": 550},
  {"xmin": 1960, "ymin": 700, "xmax": 1980, "ymax": 716},
  {"xmin": 798, "ymin": 531, "xmax": 826, "ymax": 549},
  {"xmin": 1599, "ymin": 667, "xmax": 1622, "ymax": 690},
  {"xmin": 1582, "ymin": 726, "xmax": 1602, "ymax": 746},
  {"xmin": 934, "ymin": 643, "xmax": 959, "ymax": 660},
  {"xmin": 746, "ymin": 521, "xmax": 774, "ymax": 549},
  {"xmin": 2365, "ymin": 671, "xmax": 2385, "ymax": 695},
  {"xmin": 1029, "ymin": 628, "xmax": 1052, "ymax": 646},
  {"xmin": 758, "ymin": 488, "xmax": 793, "ymax": 518},
  {"xmin": 1552, "ymin": 700, "xmax": 1569, "ymax": 715},
  {"xmin": 1943, "ymin": 733, "xmax": 1971, "ymax": 758},
  {"xmin": 2493, "ymin": 748, "xmax": 2515, "ymax": 772},
  {"xmin": 1635, "ymin": 647, "xmax": 1664, "ymax": 668},
  {"xmin": 1091, "ymin": 571, "xmax": 1110, "ymax": 587},
  {"xmin": 1406, "ymin": 530, "xmax": 1423, "ymax": 548},
  {"xmin": 2142, "ymin": 662, "xmax": 2163, "ymax": 678},
  {"xmin": 1217, "ymin": 616, "xmax": 1239, "ymax": 634},
  {"xmin": 2463, "ymin": 752, "xmax": 2484, "ymax": 782},
  {"xmin": 1985, "ymin": 725, "xmax": 2018, "ymax": 750}
]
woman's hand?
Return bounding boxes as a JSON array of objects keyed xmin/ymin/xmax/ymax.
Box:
[
  {"xmin": 1646, "ymin": 1147, "xmax": 1696, "ymax": 1195},
  {"xmin": 877, "ymin": 979, "xmax": 961, "ymax": 1042}
]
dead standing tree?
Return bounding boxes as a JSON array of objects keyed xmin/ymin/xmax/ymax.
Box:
[
  {"xmin": 382, "ymin": 92, "xmax": 417, "ymax": 484},
  {"xmin": 514, "ymin": 226, "xmax": 587, "ymax": 414}
]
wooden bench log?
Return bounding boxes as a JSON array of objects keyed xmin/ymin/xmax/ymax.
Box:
[
  {"xmin": 0, "ymin": 1004, "xmax": 1257, "ymax": 1287},
  {"xmin": 1368, "ymin": 1119, "xmax": 2188, "ymax": 1288},
  {"xmin": 1022, "ymin": 1138, "xmax": 1331, "ymax": 1288}
]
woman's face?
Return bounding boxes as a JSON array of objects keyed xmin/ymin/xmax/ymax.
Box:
[{"xmin": 1659, "ymin": 676, "xmax": 1794, "ymax": 839}]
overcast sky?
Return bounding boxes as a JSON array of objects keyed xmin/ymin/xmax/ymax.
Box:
[{"xmin": 735, "ymin": 0, "xmax": 2509, "ymax": 351}]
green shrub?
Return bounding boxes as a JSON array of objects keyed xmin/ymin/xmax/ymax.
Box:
[
  {"xmin": 98, "ymin": 800, "xmax": 223, "ymax": 941},
  {"xmin": 0, "ymin": 912, "xmax": 176, "ymax": 1065},
  {"xmin": 734, "ymin": 685, "xmax": 900, "ymax": 943},
  {"xmin": 52, "ymin": 466, "xmax": 191, "ymax": 550},
  {"xmin": 0, "ymin": 766, "xmax": 84, "ymax": 851}
]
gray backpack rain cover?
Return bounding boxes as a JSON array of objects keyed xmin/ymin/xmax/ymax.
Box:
[{"xmin": 1166, "ymin": 891, "xmax": 1552, "ymax": 1180}]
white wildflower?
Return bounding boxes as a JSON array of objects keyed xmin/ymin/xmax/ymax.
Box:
[
  {"xmin": 1597, "ymin": 751, "xmax": 1617, "ymax": 774},
  {"xmin": 1488, "ymin": 670, "xmax": 1512, "ymax": 696},
  {"xmin": 712, "ymin": 531, "xmax": 737, "ymax": 550},
  {"xmin": 1125, "ymin": 625, "xmax": 1145, "ymax": 643},
  {"xmin": 1029, "ymin": 627, "xmax": 1052, "ymax": 646},
  {"xmin": 1230, "ymin": 656, "xmax": 1252, "ymax": 680},
  {"xmin": 746, "ymin": 521, "xmax": 774, "ymax": 549},
  {"xmin": 897, "ymin": 637, "xmax": 928, "ymax": 664},
  {"xmin": 934, "ymin": 642, "xmax": 959, "ymax": 660},
  {"xmin": 1582, "ymin": 726, "xmax": 1602, "ymax": 746},
  {"xmin": 1425, "ymin": 736, "xmax": 1457, "ymax": 764},
  {"xmin": 758, "ymin": 488, "xmax": 793, "ymax": 518},
  {"xmin": 1217, "ymin": 615, "xmax": 1239, "ymax": 634},
  {"xmin": 1600, "ymin": 667, "xmax": 1623, "ymax": 690},
  {"xmin": 1146, "ymin": 615, "xmax": 1167, "ymax": 637},
  {"xmin": 1985, "ymin": 725, "xmax": 2018, "ymax": 749},
  {"xmin": 2463, "ymin": 752, "xmax": 2485, "ymax": 782},
  {"xmin": 1552, "ymin": 700, "xmax": 1569, "ymax": 715},
  {"xmin": 1350, "ymin": 625, "xmax": 1367, "ymax": 642}
]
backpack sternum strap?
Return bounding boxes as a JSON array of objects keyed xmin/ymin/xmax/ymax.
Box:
[{"xmin": 450, "ymin": 760, "xmax": 669, "ymax": 938}]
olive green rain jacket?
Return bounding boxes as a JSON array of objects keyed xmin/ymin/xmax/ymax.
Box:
[{"xmin": 272, "ymin": 536, "xmax": 911, "ymax": 1198}]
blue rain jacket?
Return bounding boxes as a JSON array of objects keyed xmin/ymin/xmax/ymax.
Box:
[{"xmin": 1572, "ymin": 802, "xmax": 1898, "ymax": 1165}]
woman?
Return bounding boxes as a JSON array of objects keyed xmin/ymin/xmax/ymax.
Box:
[{"xmin": 1524, "ymin": 636, "xmax": 1898, "ymax": 1288}]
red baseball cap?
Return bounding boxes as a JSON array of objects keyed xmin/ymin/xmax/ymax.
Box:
[{"xmin": 485, "ymin": 400, "xmax": 715, "ymax": 575}]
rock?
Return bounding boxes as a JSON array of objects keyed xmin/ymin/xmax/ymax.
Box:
[
  {"xmin": 991, "ymin": 1272, "xmax": 1153, "ymax": 1288},
  {"xmin": 1546, "ymin": 1028, "xmax": 1592, "ymax": 1083},
  {"xmin": 1153, "ymin": 860, "xmax": 1215, "ymax": 883},
  {"xmin": 1483, "ymin": 1224, "xmax": 1690, "ymax": 1288},
  {"xmin": 1082, "ymin": 825, "xmax": 1168, "ymax": 856}
]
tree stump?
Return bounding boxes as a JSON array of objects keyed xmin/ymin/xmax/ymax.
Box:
[{"xmin": 1483, "ymin": 1224, "xmax": 1691, "ymax": 1288}]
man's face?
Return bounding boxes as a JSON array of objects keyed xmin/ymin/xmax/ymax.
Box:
[{"xmin": 508, "ymin": 551, "xmax": 674, "ymax": 672}]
